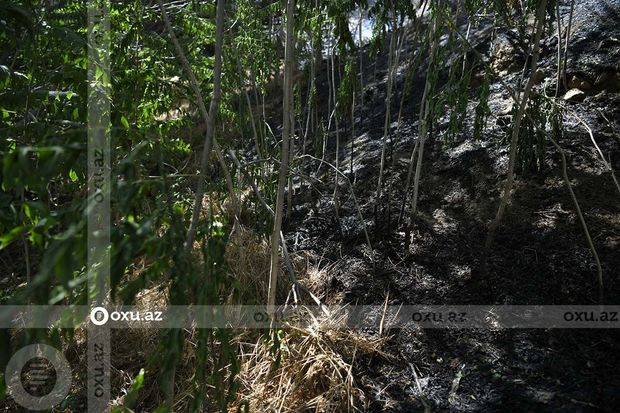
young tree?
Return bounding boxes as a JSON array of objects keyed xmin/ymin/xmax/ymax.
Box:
[
  {"xmin": 375, "ymin": 5, "xmax": 399, "ymax": 222},
  {"xmin": 158, "ymin": 0, "xmax": 226, "ymax": 407},
  {"xmin": 481, "ymin": 0, "xmax": 548, "ymax": 273},
  {"xmin": 268, "ymin": 0, "xmax": 296, "ymax": 309},
  {"xmin": 409, "ymin": 4, "xmax": 439, "ymax": 221},
  {"xmin": 561, "ymin": 0, "xmax": 575, "ymax": 90},
  {"xmin": 157, "ymin": 0, "xmax": 228, "ymax": 254}
]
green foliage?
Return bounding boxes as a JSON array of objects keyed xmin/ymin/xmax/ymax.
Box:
[
  {"xmin": 0, "ymin": 0, "xmax": 248, "ymax": 408},
  {"xmin": 443, "ymin": 45, "xmax": 473, "ymax": 146},
  {"xmin": 337, "ymin": 59, "xmax": 357, "ymax": 120},
  {"xmin": 0, "ymin": 0, "xmax": 564, "ymax": 409},
  {"xmin": 111, "ymin": 368, "xmax": 145, "ymax": 412},
  {"xmin": 508, "ymin": 93, "xmax": 558, "ymax": 175}
]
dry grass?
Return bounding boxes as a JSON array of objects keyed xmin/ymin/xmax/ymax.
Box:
[
  {"xmin": 297, "ymin": 257, "xmax": 345, "ymax": 305},
  {"xmin": 231, "ymin": 310, "xmax": 386, "ymax": 413},
  {"xmin": 60, "ymin": 215, "xmax": 373, "ymax": 412},
  {"xmin": 225, "ymin": 224, "xmax": 289, "ymax": 304}
]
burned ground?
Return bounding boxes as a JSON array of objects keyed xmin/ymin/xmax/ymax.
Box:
[{"xmin": 282, "ymin": 1, "xmax": 620, "ymax": 411}]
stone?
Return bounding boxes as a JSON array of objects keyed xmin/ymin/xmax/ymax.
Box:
[
  {"xmin": 568, "ymin": 75, "xmax": 593, "ymax": 92},
  {"xmin": 533, "ymin": 69, "xmax": 546, "ymax": 84},
  {"xmin": 563, "ymin": 88, "xmax": 586, "ymax": 102},
  {"xmin": 594, "ymin": 72, "xmax": 620, "ymax": 92},
  {"xmin": 597, "ymin": 37, "xmax": 620, "ymax": 50}
]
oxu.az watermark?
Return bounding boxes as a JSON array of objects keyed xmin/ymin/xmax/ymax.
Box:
[
  {"xmin": 563, "ymin": 310, "xmax": 619, "ymax": 322},
  {"xmin": 89, "ymin": 306, "xmax": 163, "ymax": 325},
  {"xmin": 5, "ymin": 344, "xmax": 72, "ymax": 410}
]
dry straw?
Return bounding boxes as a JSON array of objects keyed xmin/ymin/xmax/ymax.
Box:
[{"xmin": 232, "ymin": 310, "xmax": 387, "ymax": 412}]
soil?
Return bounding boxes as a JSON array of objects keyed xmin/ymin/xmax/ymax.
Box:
[{"xmin": 282, "ymin": 1, "xmax": 620, "ymax": 411}]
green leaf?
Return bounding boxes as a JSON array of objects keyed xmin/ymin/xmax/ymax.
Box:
[
  {"xmin": 123, "ymin": 368, "xmax": 145, "ymax": 409},
  {"xmin": 121, "ymin": 116, "xmax": 129, "ymax": 129},
  {"xmin": 73, "ymin": 107, "xmax": 79, "ymax": 120},
  {"xmin": 0, "ymin": 226, "xmax": 27, "ymax": 250},
  {"xmin": 69, "ymin": 169, "xmax": 78, "ymax": 182}
]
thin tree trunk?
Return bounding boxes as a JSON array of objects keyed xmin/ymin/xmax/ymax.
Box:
[
  {"xmin": 318, "ymin": 30, "xmax": 333, "ymax": 176},
  {"xmin": 396, "ymin": 0, "xmax": 428, "ymax": 130},
  {"xmin": 481, "ymin": 0, "xmax": 548, "ymax": 273},
  {"xmin": 397, "ymin": 1, "xmax": 430, "ymax": 226},
  {"xmin": 391, "ymin": 14, "xmax": 408, "ymax": 132},
  {"xmin": 159, "ymin": 0, "xmax": 229, "ymax": 253},
  {"xmin": 358, "ymin": 7, "xmax": 364, "ymax": 107},
  {"xmin": 351, "ymin": 87, "xmax": 356, "ymax": 175},
  {"xmin": 304, "ymin": 46, "xmax": 314, "ymax": 148},
  {"xmin": 555, "ymin": 0, "xmax": 563, "ymax": 97},
  {"xmin": 268, "ymin": 0, "xmax": 295, "ymax": 309},
  {"xmin": 158, "ymin": 0, "xmax": 226, "ymax": 408},
  {"xmin": 238, "ymin": 58, "xmax": 262, "ymax": 159},
  {"xmin": 313, "ymin": 7, "xmax": 322, "ymax": 138},
  {"xmin": 262, "ymin": 93, "xmax": 269, "ymax": 146},
  {"xmin": 548, "ymin": 134, "xmax": 604, "ymax": 303},
  {"xmin": 562, "ymin": 0, "xmax": 575, "ymax": 90},
  {"xmin": 249, "ymin": 64, "xmax": 266, "ymax": 149},
  {"xmin": 332, "ymin": 45, "xmax": 341, "ymax": 216},
  {"xmin": 286, "ymin": 88, "xmax": 295, "ymax": 219},
  {"xmin": 375, "ymin": 11, "xmax": 399, "ymax": 221},
  {"xmin": 408, "ymin": 9, "xmax": 439, "ymax": 225},
  {"xmin": 462, "ymin": 21, "xmax": 471, "ymax": 76}
]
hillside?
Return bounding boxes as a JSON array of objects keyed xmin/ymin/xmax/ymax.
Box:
[{"xmin": 0, "ymin": 0, "xmax": 619, "ymax": 412}]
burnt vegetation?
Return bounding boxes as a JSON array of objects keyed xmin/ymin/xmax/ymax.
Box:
[{"xmin": 1, "ymin": 0, "xmax": 619, "ymax": 411}]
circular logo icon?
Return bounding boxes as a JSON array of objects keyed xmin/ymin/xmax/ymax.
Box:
[
  {"xmin": 5, "ymin": 344, "xmax": 72, "ymax": 410},
  {"xmin": 90, "ymin": 306, "xmax": 109, "ymax": 326}
]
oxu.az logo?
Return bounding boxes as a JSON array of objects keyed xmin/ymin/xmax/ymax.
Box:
[{"xmin": 5, "ymin": 344, "xmax": 72, "ymax": 410}]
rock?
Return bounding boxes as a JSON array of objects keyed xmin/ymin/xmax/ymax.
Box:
[
  {"xmin": 584, "ymin": 90, "xmax": 608, "ymax": 104},
  {"xmin": 391, "ymin": 150, "xmax": 411, "ymax": 168},
  {"xmin": 597, "ymin": 37, "xmax": 620, "ymax": 50},
  {"xmin": 563, "ymin": 88, "xmax": 586, "ymax": 102},
  {"xmin": 492, "ymin": 38, "xmax": 522, "ymax": 74},
  {"xmin": 496, "ymin": 114, "xmax": 512, "ymax": 128},
  {"xmin": 498, "ymin": 101, "xmax": 514, "ymax": 116},
  {"xmin": 594, "ymin": 71, "xmax": 620, "ymax": 92},
  {"xmin": 568, "ymin": 75, "xmax": 593, "ymax": 92},
  {"xmin": 533, "ymin": 69, "xmax": 546, "ymax": 84}
]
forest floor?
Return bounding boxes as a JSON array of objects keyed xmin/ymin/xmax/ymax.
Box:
[
  {"xmin": 282, "ymin": 1, "xmax": 620, "ymax": 411},
  {"xmin": 2, "ymin": 2, "xmax": 619, "ymax": 412}
]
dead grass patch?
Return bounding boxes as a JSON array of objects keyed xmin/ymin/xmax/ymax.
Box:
[
  {"xmin": 225, "ymin": 224, "xmax": 289, "ymax": 304},
  {"xmin": 231, "ymin": 310, "xmax": 386, "ymax": 413}
]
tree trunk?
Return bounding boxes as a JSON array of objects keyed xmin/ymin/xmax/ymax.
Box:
[
  {"xmin": 410, "ymin": 11, "xmax": 439, "ymax": 221},
  {"xmin": 358, "ymin": 7, "xmax": 364, "ymax": 107},
  {"xmin": 350, "ymin": 85, "xmax": 356, "ymax": 176},
  {"xmin": 268, "ymin": 0, "xmax": 295, "ymax": 309},
  {"xmin": 158, "ymin": 0, "xmax": 226, "ymax": 408},
  {"xmin": 332, "ymin": 45, "xmax": 341, "ymax": 216},
  {"xmin": 555, "ymin": 0, "xmax": 563, "ymax": 97},
  {"xmin": 238, "ymin": 58, "xmax": 262, "ymax": 159},
  {"xmin": 158, "ymin": 0, "xmax": 228, "ymax": 254},
  {"xmin": 481, "ymin": 0, "xmax": 548, "ymax": 273},
  {"xmin": 375, "ymin": 10, "xmax": 399, "ymax": 223},
  {"xmin": 561, "ymin": 0, "xmax": 575, "ymax": 90},
  {"xmin": 548, "ymin": 134, "xmax": 603, "ymax": 303}
]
